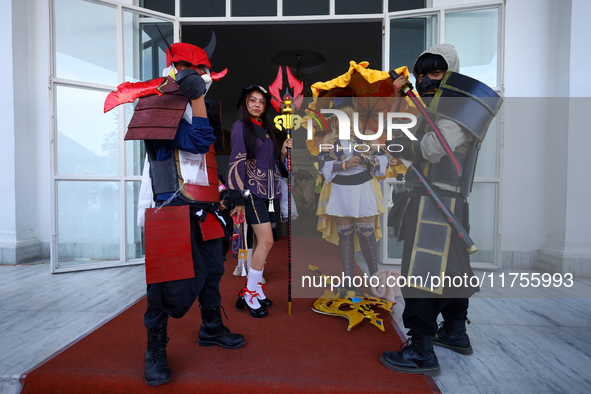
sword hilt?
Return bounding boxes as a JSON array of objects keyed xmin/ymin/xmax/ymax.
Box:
[
  {"xmin": 389, "ymin": 69, "xmax": 413, "ymax": 96},
  {"xmin": 223, "ymin": 189, "xmax": 251, "ymax": 204},
  {"xmin": 390, "ymin": 70, "xmax": 463, "ymax": 176}
]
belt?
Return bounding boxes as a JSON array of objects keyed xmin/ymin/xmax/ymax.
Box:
[
  {"xmin": 432, "ymin": 182, "xmax": 461, "ymax": 193},
  {"xmin": 331, "ymin": 170, "xmax": 372, "ymax": 185}
]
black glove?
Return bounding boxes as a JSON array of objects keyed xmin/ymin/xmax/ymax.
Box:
[
  {"xmin": 220, "ymin": 188, "xmax": 232, "ymax": 211},
  {"xmin": 176, "ymin": 68, "xmax": 206, "ymax": 100},
  {"xmin": 386, "ymin": 137, "xmax": 424, "ymax": 162}
]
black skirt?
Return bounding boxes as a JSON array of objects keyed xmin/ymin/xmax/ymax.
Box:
[{"xmin": 245, "ymin": 194, "xmax": 281, "ymax": 224}]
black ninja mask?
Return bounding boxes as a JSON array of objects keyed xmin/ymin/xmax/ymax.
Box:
[{"xmin": 417, "ymin": 75, "xmax": 442, "ymax": 97}]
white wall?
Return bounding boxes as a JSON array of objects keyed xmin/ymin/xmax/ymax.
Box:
[
  {"xmin": 13, "ymin": 0, "xmax": 36, "ymax": 246},
  {"xmin": 0, "ymin": 2, "xmax": 17, "ymax": 250},
  {"xmin": 564, "ymin": 0, "xmax": 591, "ymax": 261},
  {"xmin": 569, "ymin": 0, "xmax": 591, "ymax": 97},
  {"xmin": 504, "ymin": 0, "xmax": 559, "ymax": 98},
  {"xmin": 503, "ymin": 0, "xmax": 591, "ymax": 274},
  {"xmin": 30, "ymin": 0, "xmax": 52, "ymax": 251},
  {"xmin": 500, "ymin": 98, "xmax": 550, "ymax": 252},
  {"xmin": 564, "ymin": 98, "xmax": 591, "ymax": 258},
  {"xmin": 0, "ymin": 0, "xmax": 51, "ymax": 263},
  {"xmin": 499, "ymin": 0, "xmax": 562, "ymax": 252}
]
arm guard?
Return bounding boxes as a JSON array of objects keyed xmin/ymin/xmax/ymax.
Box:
[
  {"xmin": 332, "ymin": 160, "xmax": 347, "ymax": 171},
  {"xmin": 393, "ymin": 138, "xmax": 424, "ymax": 162}
]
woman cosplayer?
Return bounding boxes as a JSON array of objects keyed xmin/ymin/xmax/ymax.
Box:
[
  {"xmin": 228, "ymin": 85, "xmax": 291, "ymax": 317},
  {"xmin": 315, "ymin": 103, "xmax": 388, "ymax": 290}
]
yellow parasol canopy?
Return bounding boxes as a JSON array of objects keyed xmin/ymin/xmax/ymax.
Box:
[{"xmin": 311, "ymin": 60, "xmax": 410, "ymax": 99}]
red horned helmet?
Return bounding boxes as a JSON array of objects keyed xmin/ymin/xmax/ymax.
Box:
[{"xmin": 165, "ymin": 32, "xmax": 227, "ymax": 81}]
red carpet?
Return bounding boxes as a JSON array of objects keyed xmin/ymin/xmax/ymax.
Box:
[{"xmin": 21, "ymin": 238, "xmax": 439, "ymax": 394}]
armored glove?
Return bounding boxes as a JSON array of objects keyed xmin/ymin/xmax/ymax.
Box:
[{"xmin": 176, "ymin": 68, "xmax": 206, "ymax": 100}]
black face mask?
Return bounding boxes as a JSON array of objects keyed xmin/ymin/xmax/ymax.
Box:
[{"xmin": 417, "ymin": 75, "xmax": 442, "ymax": 97}]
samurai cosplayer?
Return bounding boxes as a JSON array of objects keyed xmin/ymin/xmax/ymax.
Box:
[{"xmin": 104, "ymin": 35, "xmax": 245, "ymax": 386}]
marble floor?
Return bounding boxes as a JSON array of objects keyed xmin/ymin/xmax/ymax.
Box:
[
  {"xmin": 1, "ymin": 261, "xmax": 591, "ymax": 394},
  {"xmin": 392, "ymin": 269, "xmax": 591, "ymax": 394},
  {"xmin": 0, "ymin": 261, "xmax": 146, "ymax": 394}
]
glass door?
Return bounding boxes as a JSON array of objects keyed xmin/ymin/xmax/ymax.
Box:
[
  {"xmin": 50, "ymin": 0, "xmax": 176, "ymax": 272},
  {"xmin": 381, "ymin": 2, "xmax": 504, "ymax": 268}
]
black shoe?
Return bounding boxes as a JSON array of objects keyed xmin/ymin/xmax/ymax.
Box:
[
  {"xmin": 235, "ymin": 288, "xmax": 268, "ymax": 318},
  {"xmin": 380, "ymin": 335, "xmax": 441, "ymax": 376},
  {"xmin": 258, "ymin": 297, "xmax": 273, "ymax": 308},
  {"xmin": 434, "ymin": 320, "xmax": 473, "ymax": 355},
  {"xmin": 144, "ymin": 324, "xmax": 171, "ymax": 386},
  {"xmin": 257, "ymin": 283, "xmax": 272, "ymax": 308},
  {"xmin": 198, "ymin": 306, "xmax": 246, "ymax": 349}
]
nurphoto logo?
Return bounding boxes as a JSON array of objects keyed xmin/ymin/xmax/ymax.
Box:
[{"xmin": 304, "ymin": 109, "xmax": 418, "ymax": 153}]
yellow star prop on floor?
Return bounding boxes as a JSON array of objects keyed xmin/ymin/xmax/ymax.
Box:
[{"xmin": 308, "ymin": 265, "xmax": 394, "ymax": 331}]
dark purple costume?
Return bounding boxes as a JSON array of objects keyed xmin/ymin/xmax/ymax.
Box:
[
  {"xmin": 227, "ymin": 119, "xmax": 282, "ymax": 201},
  {"xmin": 227, "ymin": 119, "xmax": 287, "ymax": 224}
]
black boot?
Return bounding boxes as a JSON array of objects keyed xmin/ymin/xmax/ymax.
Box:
[
  {"xmin": 198, "ymin": 306, "xmax": 246, "ymax": 349},
  {"xmin": 337, "ymin": 224, "xmax": 355, "ymax": 279},
  {"xmin": 380, "ymin": 335, "xmax": 441, "ymax": 376},
  {"xmin": 144, "ymin": 324, "xmax": 171, "ymax": 386},
  {"xmin": 356, "ymin": 223, "xmax": 380, "ymax": 276},
  {"xmin": 434, "ymin": 319, "xmax": 473, "ymax": 355}
]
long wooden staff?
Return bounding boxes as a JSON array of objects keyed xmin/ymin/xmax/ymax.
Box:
[{"xmin": 281, "ymin": 97, "xmax": 293, "ymax": 314}]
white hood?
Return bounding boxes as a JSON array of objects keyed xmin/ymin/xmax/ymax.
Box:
[{"xmin": 414, "ymin": 43, "xmax": 460, "ymax": 73}]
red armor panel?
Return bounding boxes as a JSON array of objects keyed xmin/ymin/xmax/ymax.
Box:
[
  {"xmin": 125, "ymin": 78, "xmax": 189, "ymax": 141},
  {"xmin": 144, "ymin": 206, "xmax": 194, "ymax": 284}
]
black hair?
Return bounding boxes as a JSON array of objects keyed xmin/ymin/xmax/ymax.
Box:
[
  {"xmin": 413, "ymin": 53, "xmax": 448, "ymax": 80},
  {"xmin": 237, "ymin": 89, "xmax": 281, "ymax": 163},
  {"xmin": 173, "ymin": 60, "xmax": 193, "ymax": 69}
]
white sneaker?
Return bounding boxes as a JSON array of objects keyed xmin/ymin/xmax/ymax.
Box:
[{"xmin": 233, "ymin": 266, "xmax": 242, "ymax": 277}]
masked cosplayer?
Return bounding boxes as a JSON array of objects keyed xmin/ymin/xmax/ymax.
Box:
[
  {"xmin": 380, "ymin": 44, "xmax": 502, "ymax": 376},
  {"xmin": 104, "ymin": 36, "xmax": 244, "ymax": 386}
]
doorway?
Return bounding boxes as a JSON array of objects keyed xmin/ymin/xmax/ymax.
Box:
[{"xmin": 182, "ymin": 22, "xmax": 382, "ymax": 167}]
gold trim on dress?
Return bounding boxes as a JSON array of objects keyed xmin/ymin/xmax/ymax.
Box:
[{"xmin": 228, "ymin": 153, "xmax": 246, "ymax": 190}]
